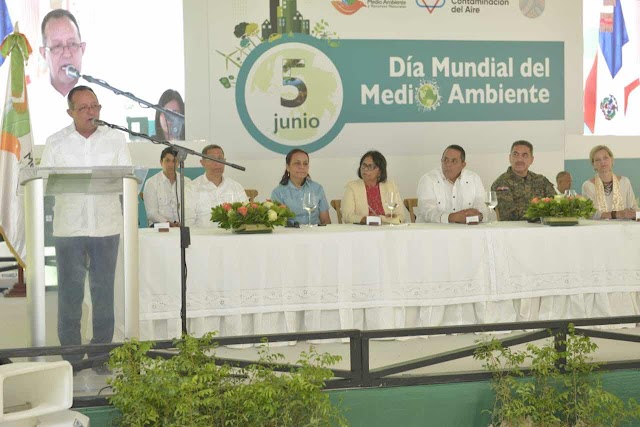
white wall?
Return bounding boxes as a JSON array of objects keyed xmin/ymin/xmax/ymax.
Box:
[{"xmin": 179, "ymin": 1, "xmax": 583, "ymax": 208}]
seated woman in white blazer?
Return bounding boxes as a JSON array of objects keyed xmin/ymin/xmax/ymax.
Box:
[{"xmin": 341, "ymin": 150, "xmax": 405, "ymax": 224}]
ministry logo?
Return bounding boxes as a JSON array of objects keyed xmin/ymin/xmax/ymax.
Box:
[
  {"xmin": 331, "ymin": 0, "xmax": 366, "ymax": 15},
  {"xmin": 416, "ymin": 0, "xmax": 446, "ymax": 14}
]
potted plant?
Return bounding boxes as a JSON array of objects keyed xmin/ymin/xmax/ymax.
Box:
[
  {"xmin": 107, "ymin": 333, "xmax": 347, "ymax": 426},
  {"xmin": 524, "ymin": 195, "xmax": 596, "ymax": 226},
  {"xmin": 210, "ymin": 200, "xmax": 295, "ymax": 233},
  {"xmin": 474, "ymin": 327, "xmax": 640, "ymax": 426}
]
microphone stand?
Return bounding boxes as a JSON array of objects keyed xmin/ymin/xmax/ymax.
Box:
[
  {"xmin": 68, "ymin": 66, "xmax": 185, "ymax": 138},
  {"xmin": 96, "ymin": 119, "xmax": 245, "ymax": 336}
]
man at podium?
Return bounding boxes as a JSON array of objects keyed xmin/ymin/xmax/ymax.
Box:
[{"xmin": 40, "ymin": 86, "xmax": 132, "ymax": 362}]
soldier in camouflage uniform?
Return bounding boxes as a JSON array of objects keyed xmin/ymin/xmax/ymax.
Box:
[{"xmin": 491, "ymin": 140, "xmax": 555, "ymax": 221}]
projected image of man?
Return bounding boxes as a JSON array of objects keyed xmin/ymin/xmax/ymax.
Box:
[
  {"xmin": 39, "ymin": 9, "xmax": 85, "ymax": 96},
  {"xmin": 30, "ymin": 9, "xmax": 86, "ymax": 145}
]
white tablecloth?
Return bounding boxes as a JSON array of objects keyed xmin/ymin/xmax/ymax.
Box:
[{"xmin": 138, "ymin": 221, "xmax": 640, "ymax": 340}]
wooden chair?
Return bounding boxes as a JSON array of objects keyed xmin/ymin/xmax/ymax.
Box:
[
  {"xmin": 330, "ymin": 199, "xmax": 343, "ymax": 224},
  {"xmin": 245, "ymin": 189, "xmax": 258, "ymax": 202},
  {"xmin": 404, "ymin": 198, "xmax": 418, "ymax": 223}
]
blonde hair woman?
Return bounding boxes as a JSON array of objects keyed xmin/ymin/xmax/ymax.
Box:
[{"xmin": 581, "ymin": 145, "xmax": 638, "ymax": 219}]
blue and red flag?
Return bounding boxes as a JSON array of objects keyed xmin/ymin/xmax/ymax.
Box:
[{"xmin": 584, "ymin": 0, "xmax": 640, "ymax": 134}]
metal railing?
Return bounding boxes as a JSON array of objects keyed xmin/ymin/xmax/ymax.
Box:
[{"xmin": 1, "ymin": 315, "xmax": 639, "ymax": 407}]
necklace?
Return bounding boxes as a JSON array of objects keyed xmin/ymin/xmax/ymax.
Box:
[{"xmin": 603, "ymin": 180, "xmax": 613, "ymax": 195}]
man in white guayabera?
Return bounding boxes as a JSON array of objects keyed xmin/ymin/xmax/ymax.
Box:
[
  {"xmin": 415, "ymin": 144, "xmax": 487, "ymax": 224},
  {"xmin": 184, "ymin": 144, "xmax": 248, "ymax": 228},
  {"xmin": 40, "ymin": 86, "xmax": 131, "ymax": 364}
]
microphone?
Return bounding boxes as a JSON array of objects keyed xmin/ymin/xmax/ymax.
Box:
[
  {"xmin": 62, "ymin": 64, "xmax": 81, "ymax": 79},
  {"xmin": 90, "ymin": 118, "xmax": 108, "ymax": 126}
]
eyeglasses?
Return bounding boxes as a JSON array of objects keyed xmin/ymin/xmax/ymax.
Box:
[
  {"xmin": 360, "ymin": 163, "xmax": 378, "ymax": 171},
  {"xmin": 74, "ymin": 104, "xmax": 102, "ymax": 114},
  {"xmin": 441, "ymin": 158, "xmax": 461, "ymax": 164},
  {"xmin": 44, "ymin": 42, "xmax": 85, "ymax": 55}
]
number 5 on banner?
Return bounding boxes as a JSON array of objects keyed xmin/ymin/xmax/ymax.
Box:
[{"xmin": 281, "ymin": 59, "xmax": 307, "ymax": 108}]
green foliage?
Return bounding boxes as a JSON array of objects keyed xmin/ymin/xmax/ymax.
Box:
[
  {"xmin": 210, "ymin": 200, "xmax": 295, "ymax": 230},
  {"xmin": 107, "ymin": 333, "xmax": 347, "ymax": 427},
  {"xmin": 474, "ymin": 327, "xmax": 640, "ymax": 426},
  {"xmin": 311, "ymin": 19, "xmax": 340, "ymax": 47},
  {"xmin": 524, "ymin": 195, "xmax": 596, "ymax": 219}
]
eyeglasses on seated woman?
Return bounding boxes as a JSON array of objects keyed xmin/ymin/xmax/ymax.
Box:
[{"xmin": 341, "ymin": 150, "xmax": 405, "ymax": 225}]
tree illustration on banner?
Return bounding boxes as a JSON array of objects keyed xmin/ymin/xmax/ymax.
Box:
[{"xmin": 0, "ymin": 20, "xmax": 34, "ymax": 267}]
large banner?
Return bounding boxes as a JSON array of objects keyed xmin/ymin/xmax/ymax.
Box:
[{"xmin": 210, "ymin": 1, "xmax": 565, "ymax": 157}]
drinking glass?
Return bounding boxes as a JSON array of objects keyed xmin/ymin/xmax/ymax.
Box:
[
  {"xmin": 385, "ymin": 191, "xmax": 399, "ymax": 225},
  {"xmin": 223, "ymin": 193, "xmax": 237, "ymax": 204},
  {"xmin": 484, "ymin": 191, "xmax": 498, "ymax": 224},
  {"xmin": 302, "ymin": 191, "xmax": 318, "ymax": 227}
]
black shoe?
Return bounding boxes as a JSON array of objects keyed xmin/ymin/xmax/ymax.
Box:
[{"xmin": 92, "ymin": 363, "xmax": 112, "ymax": 376}]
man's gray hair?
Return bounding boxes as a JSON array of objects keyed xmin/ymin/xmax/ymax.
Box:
[{"xmin": 201, "ymin": 144, "xmax": 224, "ymax": 156}]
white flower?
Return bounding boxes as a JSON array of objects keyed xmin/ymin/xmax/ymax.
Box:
[
  {"xmin": 263, "ymin": 201, "xmax": 274, "ymax": 209},
  {"xmin": 267, "ymin": 209, "xmax": 278, "ymax": 222},
  {"xmin": 554, "ymin": 194, "xmax": 564, "ymax": 200}
]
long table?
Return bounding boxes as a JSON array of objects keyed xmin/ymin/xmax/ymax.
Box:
[{"xmin": 138, "ymin": 221, "xmax": 640, "ymax": 340}]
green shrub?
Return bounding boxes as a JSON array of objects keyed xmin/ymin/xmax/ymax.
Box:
[
  {"xmin": 474, "ymin": 327, "xmax": 640, "ymax": 427},
  {"xmin": 107, "ymin": 333, "xmax": 348, "ymax": 427}
]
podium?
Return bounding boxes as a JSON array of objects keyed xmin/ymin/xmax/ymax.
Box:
[{"xmin": 19, "ymin": 166, "xmax": 147, "ymax": 348}]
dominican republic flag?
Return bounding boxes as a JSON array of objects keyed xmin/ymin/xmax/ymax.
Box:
[
  {"xmin": 584, "ymin": 0, "xmax": 640, "ymax": 135},
  {"xmin": 0, "ymin": 24, "xmax": 34, "ymax": 267}
]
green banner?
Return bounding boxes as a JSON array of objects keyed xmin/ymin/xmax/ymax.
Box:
[{"xmin": 236, "ymin": 35, "xmax": 564, "ymax": 153}]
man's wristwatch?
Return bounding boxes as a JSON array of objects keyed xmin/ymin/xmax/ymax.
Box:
[{"xmin": 611, "ymin": 211, "xmax": 617, "ymax": 219}]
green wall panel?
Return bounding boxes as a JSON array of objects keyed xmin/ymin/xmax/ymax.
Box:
[{"xmin": 77, "ymin": 369, "xmax": 640, "ymax": 426}]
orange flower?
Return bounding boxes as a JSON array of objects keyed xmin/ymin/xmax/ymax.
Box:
[
  {"xmin": 222, "ymin": 203, "xmax": 232, "ymax": 212},
  {"xmin": 250, "ymin": 203, "xmax": 259, "ymax": 209},
  {"xmin": 237, "ymin": 206, "xmax": 248, "ymax": 217},
  {"xmin": 531, "ymin": 197, "xmax": 540, "ymax": 204},
  {"xmin": 542, "ymin": 197, "xmax": 552, "ymax": 203}
]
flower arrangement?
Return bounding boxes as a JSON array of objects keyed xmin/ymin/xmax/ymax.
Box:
[
  {"xmin": 210, "ymin": 200, "xmax": 295, "ymax": 230},
  {"xmin": 524, "ymin": 194, "xmax": 596, "ymax": 220}
]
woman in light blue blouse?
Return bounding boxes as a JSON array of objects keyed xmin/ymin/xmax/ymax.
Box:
[{"xmin": 271, "ymin": 148, "xmax": 331, "ymax": 225}]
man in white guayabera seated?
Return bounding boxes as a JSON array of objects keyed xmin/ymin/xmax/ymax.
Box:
[
  {"xmin": 184, "ymin": 144, "xmax": 248, "ymax": 228},
  {"xmin": 143, "ymin": 147, "xmax": 191, "ymax": 227},
  {"xmin": 414, "ymin": 145, "xmax": 513, "ymax": 326},
  {"xmin": 415, "ymin": 144, "xmax": 488, "ymax": 224}
]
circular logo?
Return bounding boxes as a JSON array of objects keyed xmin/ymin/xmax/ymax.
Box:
[
  {"xmin": 600, "ymin": 95, "xmax": 618, "ymax": 121},
  {"xmin": 519, "ymin": 0, "xmax": 545, "ymax": 19},
  {"xmin": 416, "ymin": 81, "xmax": 442, "ymax": 111},
  {"xmin": 236, "ymin": 36, "xmax": 344, "ymax": 154}
]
